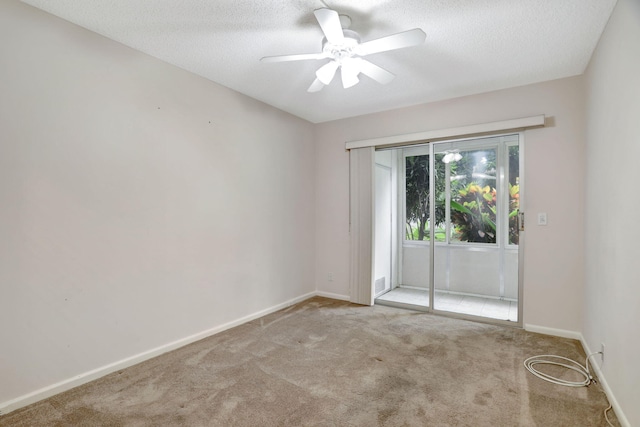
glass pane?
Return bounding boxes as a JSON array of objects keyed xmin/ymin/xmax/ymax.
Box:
[
  {"xmin": 405, "ymin": 154, "xmax": 430, "ymax": 241},
  {"xmin": 508, "ymin": 145, "xmax": 520, "ymax": 245},
  {"xmin": 448, "ymin": 148, "xmax": 497, "ymax": 243}
]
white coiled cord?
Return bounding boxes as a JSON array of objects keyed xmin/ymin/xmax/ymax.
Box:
[
  {"xmin": 523, "ymin": 353, "xmax": 599, "ymax": 387},
  {"xmin": 524, "ymin": 352, "xmax": 614, "ymax": 426}
]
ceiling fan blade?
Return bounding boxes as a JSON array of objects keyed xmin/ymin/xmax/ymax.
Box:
[
  {"xmin": 261, "ymin": 52, "xmax": 327, "ymax": 63},
  {"xmin": 307, "ymin": 78, "xmax": 325, "ymax": 93},
  {"xmin": 314, "ymin": 8, "xmax": 345, "ymax": 45},
  {"xmin": 341, "ymin": 58, "xmax": 360, "ymax": 89},
  {"xmin": 356, "ymin": 28, "xmax": 426, "ymax": 56},
  {"xmin": 316, "ymin": 61, "xmax": 340, "ymax": 85},
  {"xmin": 358, "ymin": 59, "xmax": 395, "ymax": 85}
]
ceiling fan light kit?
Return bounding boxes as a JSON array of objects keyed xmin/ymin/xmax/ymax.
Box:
[
  {"xmin": 442, "ymin": 150, "xmax": 463, "ymax": 164},
  {"xmin": 261, "ymin": 8, "xmax": 426, "ymax": 93}
]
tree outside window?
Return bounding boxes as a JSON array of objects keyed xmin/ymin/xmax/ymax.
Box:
[{"xmin": 405, "ymin": 146, "xmax": 519, "ymax": 244}]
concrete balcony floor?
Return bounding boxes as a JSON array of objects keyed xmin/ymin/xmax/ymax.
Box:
[{"xmin": 375, "ymin": 286, "xmax": 518, "ymax": 322}]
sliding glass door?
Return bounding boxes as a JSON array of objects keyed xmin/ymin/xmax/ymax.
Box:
[
  {"xmin": 431, "ymin": 136, "xmax": 520, "ymax": 322},
  {"xmin": 374, "ymin": 133, "xmax": 522, "ymax": 325}
]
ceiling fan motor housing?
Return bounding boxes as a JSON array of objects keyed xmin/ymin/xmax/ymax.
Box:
[{"xmin": 322, "ymin": 29, "xmax": 361, "ymax": 62}]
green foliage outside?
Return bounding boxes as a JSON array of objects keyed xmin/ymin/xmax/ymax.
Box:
[
  {"xmin": 450, "ymin": 183, "xmax": 519, "ymax": 244},
  {"xmin": 405, "ymin": 147, "xmax": 519, "ymax": 244},
  {"xmin": 508, "ymin": 183, "xmax": 520, "ymax": 245},
  {"xmin": 404, "ymin": 155, "xmax": 446, "ymax": 241},
  {"xmin": 406, "ymin": 226, "xmax": 447, "ymax": 242},
  {"xmin": 450, "ymin": 184, "xmax": 497, "ymax": 243}
]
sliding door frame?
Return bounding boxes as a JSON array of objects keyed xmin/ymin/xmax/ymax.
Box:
[
  {"xmin": 348, "ymin": 116, "xmax": 541, "ymax": 327},
  {"xmin": 424, "ymin": 132, "xmax": 525, "ymax": 327}
]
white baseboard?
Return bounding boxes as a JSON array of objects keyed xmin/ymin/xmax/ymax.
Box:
[
  {"xmin": 523, "ymin": 323, "xmax": 583, "ymax": 340},
  {"xmin": 0, "ymin": 291, "xmax": 316, "ymax": 416},
  {"xmin": 315, "ymin": 291, "xmax": 351, "ymax": 301},
  {"xmin": 580, "ymin": 337, "xmax": 631, "ymax": 427}
]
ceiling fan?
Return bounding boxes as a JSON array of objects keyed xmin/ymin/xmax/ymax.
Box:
[{"xmin": 261, "ymin": 8, "xmax": 426, "ymax": 92}]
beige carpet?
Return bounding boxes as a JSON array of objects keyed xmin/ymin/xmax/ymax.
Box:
[{"xmin": 0, "ymin": 297, "xmax": 619, "ymax": 426}]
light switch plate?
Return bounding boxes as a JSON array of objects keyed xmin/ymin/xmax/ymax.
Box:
[{"xmin": 537, "ymin": 212, "xmax": 548, "ymax": 226}]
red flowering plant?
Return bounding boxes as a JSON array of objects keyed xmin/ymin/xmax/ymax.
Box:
[
  {"xmin": 508, "ymin": 184, "xmax": 520, "ymax": 244},
  {"xmin": 450, "ymin": 183, "xmax": 497, "ymax": 243},
  {"xmin": 450, "ymin": 183, "xmax": 519, "ymax": 244}
]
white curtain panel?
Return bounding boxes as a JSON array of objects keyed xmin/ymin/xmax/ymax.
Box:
[{"xmin": 349, "ymin": 146, "xmax": 375, "ymax": 305}]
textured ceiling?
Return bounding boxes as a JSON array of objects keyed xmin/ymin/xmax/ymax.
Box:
[{"xmin": 22, "ymin": 0, "xmax": 617, "ymax": 123}]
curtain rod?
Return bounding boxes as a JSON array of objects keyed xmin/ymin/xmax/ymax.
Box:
[{"xmin": 345, "ymin": 115, "xmax": 545, "ymax": 150}]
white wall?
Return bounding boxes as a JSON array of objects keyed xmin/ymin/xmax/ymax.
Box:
[
  {"xmin": 584, "ymin": 0, "xmax": 640, "ymax": 424},
  {"xmin": 0, "ymin": 0, "xmax": 315, "ymax": 407},
  {"xmin": 315, "ymin": 76, "xmax": 586, "ymax": 332}
]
